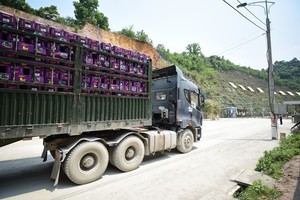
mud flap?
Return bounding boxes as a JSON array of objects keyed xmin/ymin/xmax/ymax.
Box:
[
  {"xmin": 51, "ymin": 159, "xmax": 61, "ymax": 186},
  {"xmin": 41, "ymin": 147, "xmax": 48, "ymax": 162},
  {"xmin": 196, "ymin": 127, "xmax": 202, "ymax": 141}
]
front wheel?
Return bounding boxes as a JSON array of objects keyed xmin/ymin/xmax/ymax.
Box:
[
  {"xmin": 63, "ymin": 141, "xmax": 109, "ymax": 185},
  {"xmin": 111, "ymin": 136, "xmax": 144, "ymax": 172},
  {"xmin": 177, "ymin": 129, "xmax": 194, "ymax": 153}
]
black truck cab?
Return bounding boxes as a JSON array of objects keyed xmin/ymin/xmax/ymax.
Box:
[{"xmin": 152, "ymin": 65, "xmax": 204, "ymax": 140}]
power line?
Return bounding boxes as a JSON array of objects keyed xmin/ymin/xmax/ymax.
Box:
[
  {"xmin": 222, "ymin": 0, "xmax": 266, "ymax": 32},
  {"xmin": 236, "ymin": 0, "xmax": 266, "ymax": 26},
  {"xmin": 215, "ymin": 32, "xmax": 265, "ymax": 56}
]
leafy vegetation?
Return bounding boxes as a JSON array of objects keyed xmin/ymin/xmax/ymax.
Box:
[
  {"xmin": 0, "ymin": 0, "xmax": 34, "ymax": 13},
  {"xmin": 73, "ymin": 0, "xmax": 109, "ymax": 30},
  {"xmin": 274, "ymin": 58, "xmax": 300, "ymax": 91},
  {"xmin": 256, "ymin": 133, "xmax": 300, "ymax": 179},
  {"xmin": 236, "ymin": 132, "xmax": 300, "ymax": 200},
  {"xmin": 236, "ymin": 180, "xmax": 281, "ymax": 200},
  {"xmin": 1, "ymin": 0, "xmax": 110, "ymax": 30},
  {"xmin": 117, "ymin": 25, "xmax": 153, "ymax": 44}
]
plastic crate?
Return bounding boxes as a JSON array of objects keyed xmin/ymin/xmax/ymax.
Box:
[
  {"xmin": 120, "ymin": 79, "xmax": 129, "ymax": 91},
  {"xmin": 49, "ymin": 27, "xmax": 67, "ymax": 42},
  {"xmin": 112, "ymin": 46, "xmax": 123, "ymax": 56},
  {"xmin": 89, "ymin": 40, "xmax": 99, "ymax": 51},
  {"xmin": 129, "ymin": 63, "xmax": 138, "ymax": 74},
  {"xmin": 99, "ymin": 55, "xmax": 110, "ymax": 68},
  {"xmin": 15, "ymin": 65, "xmax": 33, "ymax": 82},
  {"xmin": 0, "ymin": 65, "xmax": 13, "ymax": 80},
  {"xmin": 36, "ymin": 41, "xmax": 47, "ymax": 55},
  {"xmin": 100, "ymin": 42, "xmax": 111, "ymax": 52},
  {"xmin": 90, "ymin": 76, "xmax": 100, "ymax": 88},
  {"xmin": 34, "ymin": 22, "xmax": 49, "ymax": 36},
  {"xmin": 120, "ymin": 60, "xmax": 128, "ymax": 72},
  {"xmin": 46, "ymin": 43, "xmax": 70, "ymax": 59},
  {"xmin": 110, "ymin": 77, "xmax": 120, "ymax": 90},
  {"xmin": 99, "ymin": 77, "xmax": 109, "ymax": 90},
  {"xmin": 18, "ymin": 18, "xmax": 35, "ymax": 31},
  {"xmin": 17, "ymin": 36, "xmax": 35, "ymax": 53},
  {"xmin": 0, "ymin": 38, "xmax": 15, "ymax": 50},
  {"xmin": 32, "ymin": 67, "xmax": 45, "ymax": 83},
  {"xmin": 110, "ymin": 58, "xmax": 120, "ymax": 70},
  {"xmin": 0, "ymin": 11, "xmax": 17, "ymax": 28},
  {"xmin": 0, "ymin": 31, "xmax": 16, "ymax": 50},
  {"xmin": 81, "ymin": 74, "xmax": 91, "ymax": 92}
]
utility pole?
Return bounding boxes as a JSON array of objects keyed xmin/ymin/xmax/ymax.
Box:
[
  {"xmin": 237, "ymin": 0, "xmax": 277, "ymax": 139},
  {"xmin": 265, "ymin": 0, "xmax": 278, "ymax": 139}
]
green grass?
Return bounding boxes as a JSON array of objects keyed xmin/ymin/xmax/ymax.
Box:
[
  {"xmin": 236, "ymin": 180, "xmax": 281, "ymax": 200},
  {"xmin": 236, "ymin": 132, "xmax": 300, "ymax": 200},
  {"xmin": 255, "ymin": 133, "xmax": 300, "ymax": 179}
]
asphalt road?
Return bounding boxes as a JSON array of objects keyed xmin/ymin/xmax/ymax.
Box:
[{"xmin": 0, "ymin": 118, "xmax": 293, "ymax": 200}]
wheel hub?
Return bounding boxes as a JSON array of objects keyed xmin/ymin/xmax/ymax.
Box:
[
  {"xmin": 125, "ymin": 147, "xmax": 135, "ymax": 160},
  {"xmin": 81, "ymin": 155, "xmax": 95, "ymax": 169},
  {"xmin": 184, "ymin": 136, "xmax": 191, "ymax": 147}
]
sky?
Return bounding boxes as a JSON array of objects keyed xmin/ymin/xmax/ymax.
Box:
[{"xmin": 25, "ymin": 0, "xmax": 300, "ymax": 70}]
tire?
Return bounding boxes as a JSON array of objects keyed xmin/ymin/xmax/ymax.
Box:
[
  {"xmin": 63, "ymin": 141, "xmax": 109, "ymax": 185},
  {"xmin": 177, "ymin": 129, "xmax": 194, "ymax": 153},
  {"xmin": 112, "ymin": 136, "xmax": 144, "ymax": 172}
]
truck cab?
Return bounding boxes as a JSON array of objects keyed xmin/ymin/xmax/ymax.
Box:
[{"xmin": 152, "ymin": 65, "xmax": 204, "ymax": 141}]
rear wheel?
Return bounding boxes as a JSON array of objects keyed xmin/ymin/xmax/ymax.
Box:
[
  {"xmin": 177, "ymin": 129, "xmax": 194, "ymax": 153},
  {"xmin": 63, "ymin": 141, "xmax": 109, "ymax": 185},
  {"xmin": 112, "ymin": 136, "xmax": 144, "ymax": 172}
]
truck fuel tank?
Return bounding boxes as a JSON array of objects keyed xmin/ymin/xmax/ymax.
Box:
[{"xmin": 141, "ymin": 130, "xmax": 177, "ymax": 155}]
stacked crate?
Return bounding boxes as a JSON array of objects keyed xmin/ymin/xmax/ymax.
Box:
[{"xmin": 0, "ymin": 10, "xmax": 150, "ymax": 97}]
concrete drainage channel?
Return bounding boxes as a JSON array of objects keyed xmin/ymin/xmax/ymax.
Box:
[
  {"xmin": 230, "ymin": 169, "xmax": 276, "ymax": 198},
  {"xmin": 199, "ymin": 169, "xmax": 275, "ymax": 200}
]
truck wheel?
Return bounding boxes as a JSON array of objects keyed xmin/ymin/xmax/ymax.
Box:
[
  {"xmin": 177, "ymin": 129, "xmax": 194, "ymax": 153},
  {"xmin": 112, "ymin": 136, "xmax": 144, "ymax": 172},
  {"xmin": 63, "ymin": 141, "xmax": 109, "ymax": 185}
]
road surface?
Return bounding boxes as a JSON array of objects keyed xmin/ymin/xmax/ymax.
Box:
[{"xmin": 0, "ymin": 118, "xmax": 293, "ymax": 200}]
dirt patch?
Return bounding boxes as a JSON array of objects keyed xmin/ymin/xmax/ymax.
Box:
[{"xmin": 274, "ymin": 155, "xmax": 300, "ymax": 200}]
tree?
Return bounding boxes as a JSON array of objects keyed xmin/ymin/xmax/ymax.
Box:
[
  {"xmin": 94, "ymin": 11, "xmax": 109, "ymax": 31},
  {"xmin": 1, "ymin": 0, "xmax": 34, "ymax": 13},
  {"xmin": 118, "ymin": 25, "xmax": 136, "ymax": 39},
  {"xmin": 118, "ymin": 25, "xmax": 153, "ymax": 44},
  {"xmin": 73, "ymin": 0, "xmax": 109, "ymax": 30},
  {"xmin": 186, "ymin": 43, "xmax": 203, "ymax": 57},
  {"xmin": 57, "ymin": 16, "xmax": 78, "ymax": 28},
  {"xmin": 136, "ymin": 30, "xmax": 152, "ymax": 44},
  {"xmin": 34, "ymin": 6, "xmax": 60, "ymax": 21}
]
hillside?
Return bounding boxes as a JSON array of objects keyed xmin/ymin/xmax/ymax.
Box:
[
  {"xmin": 156, "ymin": 46, "xmax": 300, "ymax": 117},
  {"xmin": 211, "ymin": 70, "xmax": 299, "ymax": 117},
  {"xmin": 0, "ymin": 5, "xmax": 168, "ymax": 69},
  {"xmin": 274, "ymin": 58, "xmax": 300, "ymax": 91}
]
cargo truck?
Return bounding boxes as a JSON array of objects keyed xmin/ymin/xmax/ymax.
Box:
[{"xmin": 0, "ymin": 10, "xmax": 204, "ymax": 185}]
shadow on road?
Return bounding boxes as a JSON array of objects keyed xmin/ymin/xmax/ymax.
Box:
[
  {"xmin": 0, "ymin": 147, "xmax": 194, "ymax": 199},
  {"xmin": 224, "ymin": 138, "xmax": 273, "ymax": 141}
]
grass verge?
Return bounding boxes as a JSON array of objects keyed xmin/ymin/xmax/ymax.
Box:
[
  {"xmin": 235, "ymin": 180, "xmax": 281, "ymax": 200},
  {"xmin": 236, "ymin": 132, "xmax": 300, "ymax": 199},
  {"xmin": 255, "ymin": 133, "xmax": 300, "ymax": 179}
]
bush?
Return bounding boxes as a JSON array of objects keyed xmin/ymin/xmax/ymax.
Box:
[
  {"xmin": 255, "ymin": 134, "xmax": 300, "ymax": 179},
  {"xmin": 237, "ymin": 180, "xmax": 281, "ymax": 200}
]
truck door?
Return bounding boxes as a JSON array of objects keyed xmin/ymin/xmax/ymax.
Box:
[{"xmin": 183, "ymin": 89, "xmax": 202, "ymax": 128}]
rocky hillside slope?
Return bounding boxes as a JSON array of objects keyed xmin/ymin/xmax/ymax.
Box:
[{"xmin": 0, "ymin": 5, "xmax": 168, "ymax": 69}]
